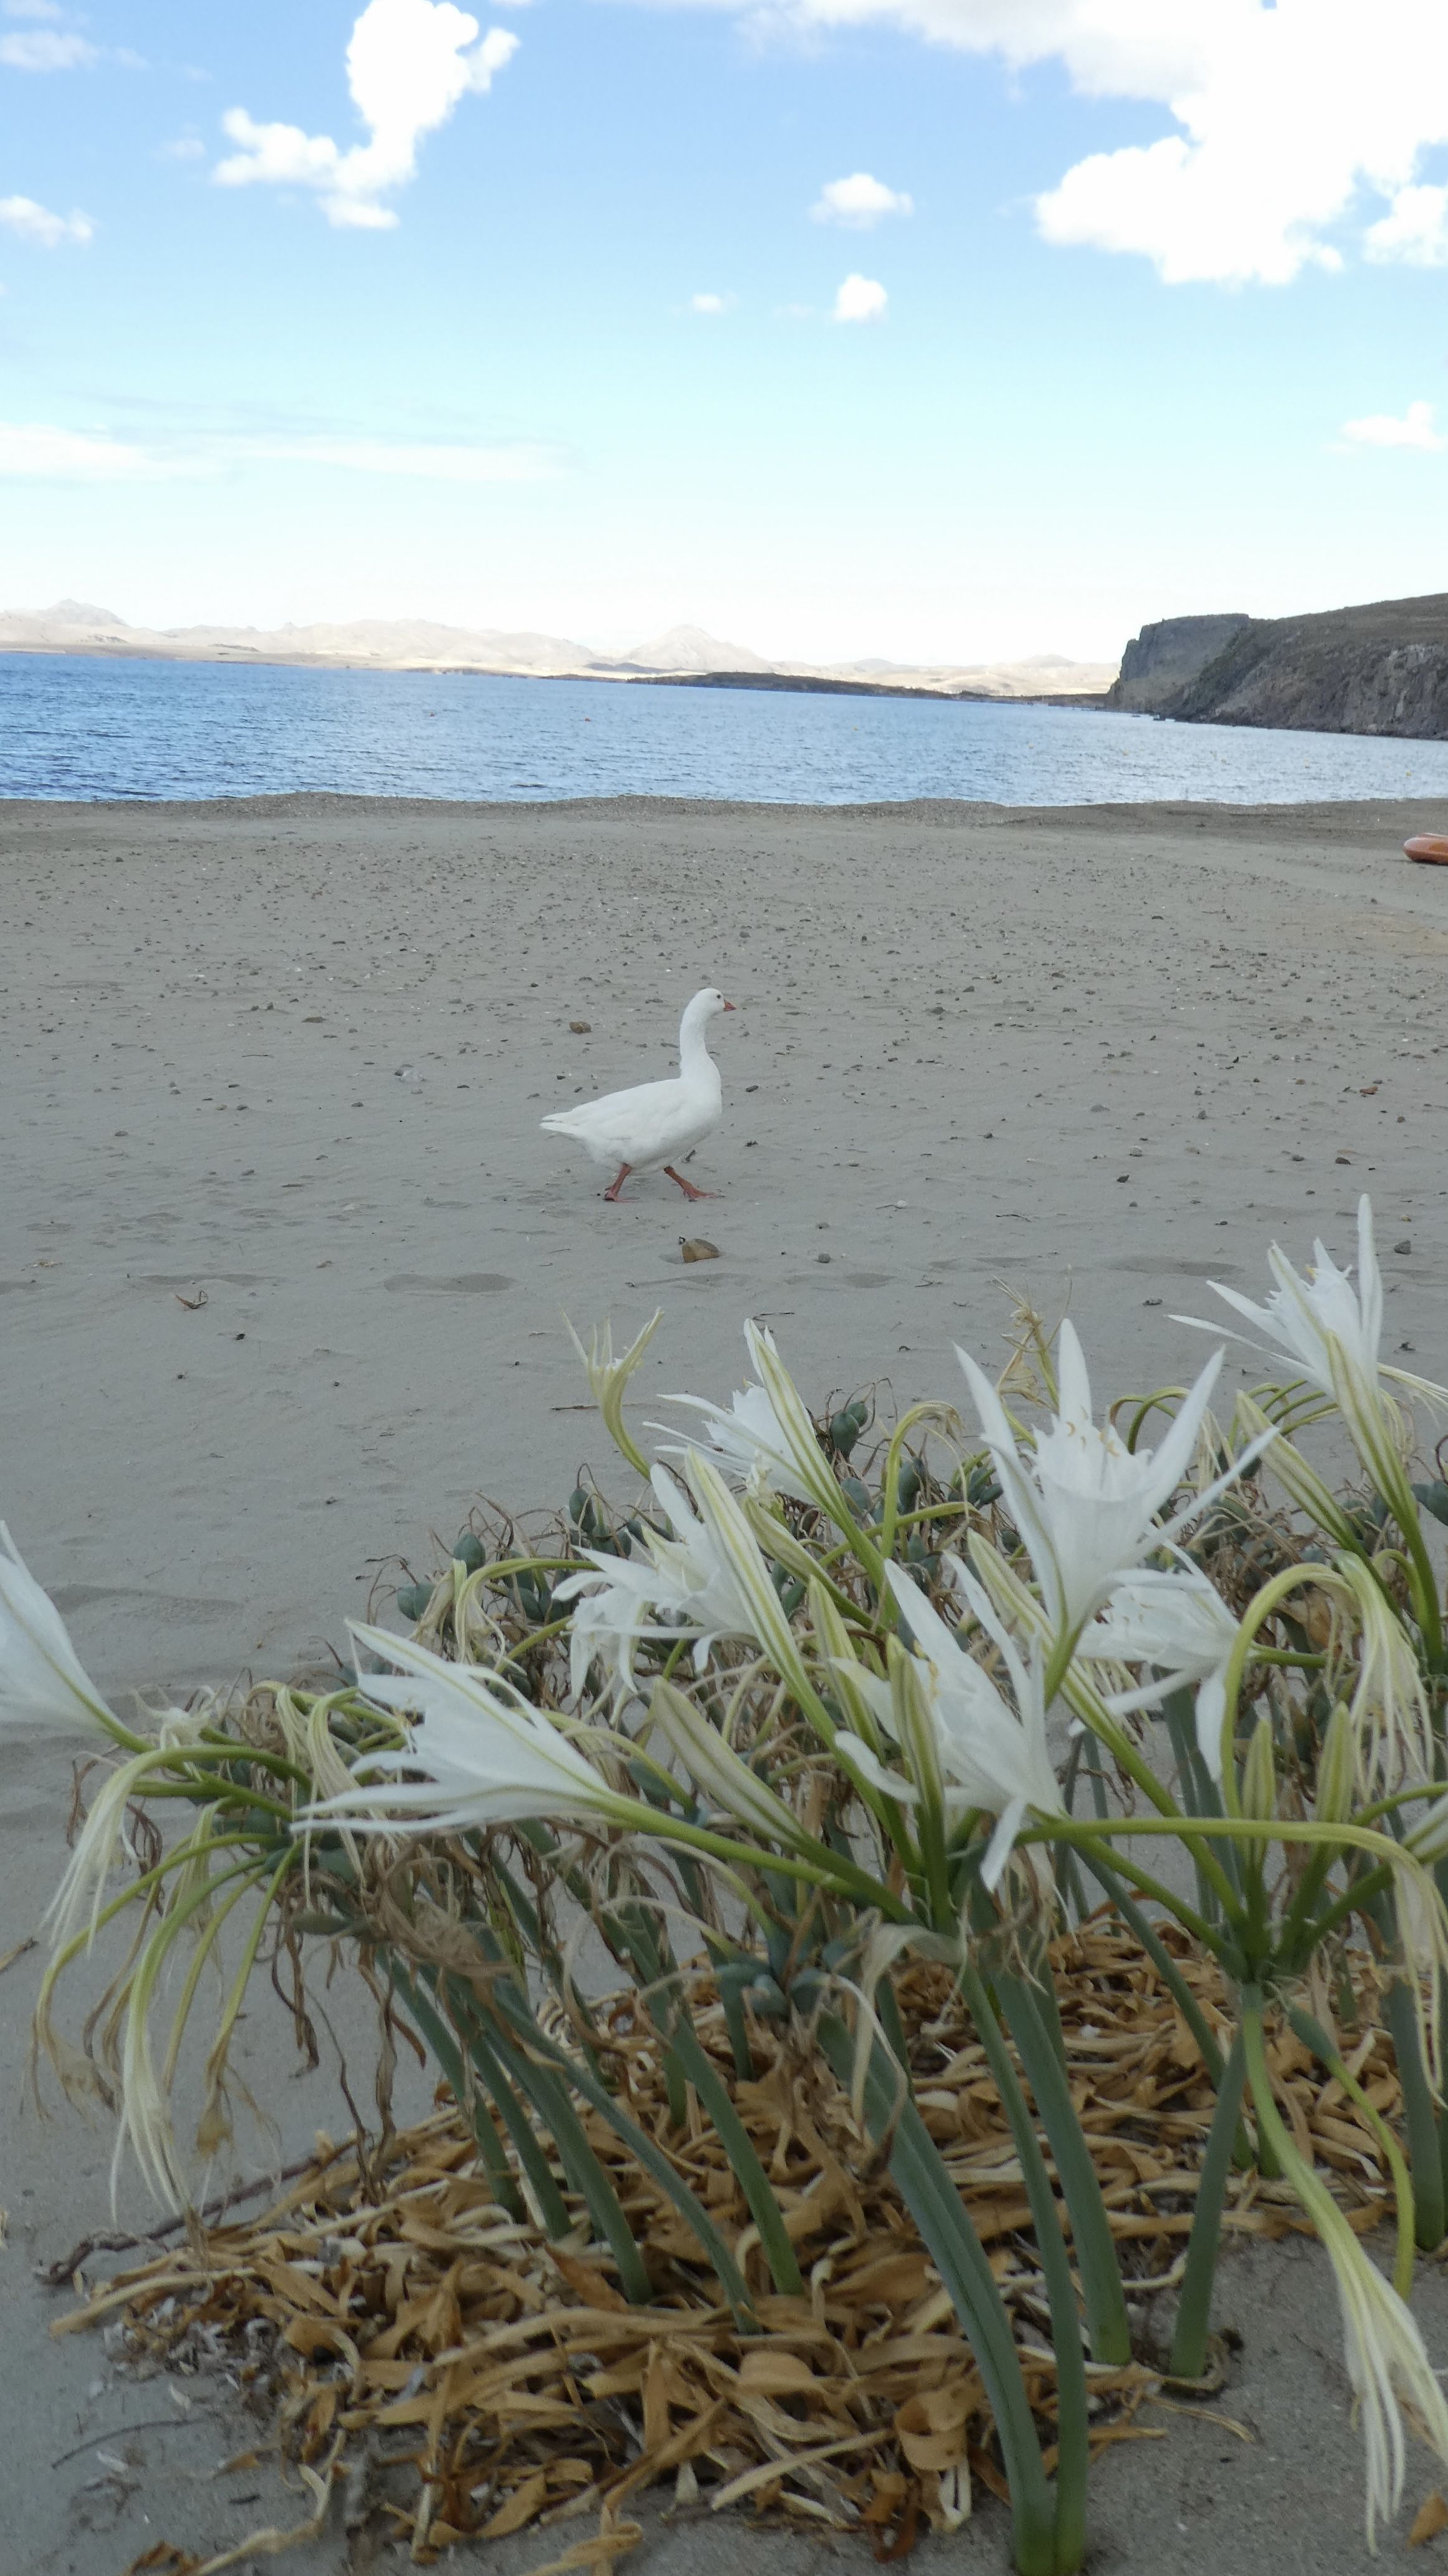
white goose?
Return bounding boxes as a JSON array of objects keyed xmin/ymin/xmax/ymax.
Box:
[{"xmin": 541, "ymin": 987, "xmax": 736, "ymax": 1202}]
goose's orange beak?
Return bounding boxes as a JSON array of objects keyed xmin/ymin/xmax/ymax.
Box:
[{"xmin": 723, "ymin": 999, "xmax": 737, "ymax": 1010}]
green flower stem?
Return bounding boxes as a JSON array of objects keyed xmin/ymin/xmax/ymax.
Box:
[
  {"xmin": 1167, "ymin": 2030, "xmax": 1247, "ymax": 2380},
  {"xmin": 1055, "ymin": 1741, "xmax": 1091, "ymax": 1924},
  {"xmin": 814, "ymin": 2008, "xmax": 1061, "ymax": 2576},
  {"xmin": 1217, "ymin": 1566, "xmax": 1356, "ymax": 1812},
  {"xmin": 1240, "ymin": 1994, "xmax": 1346, "ymax": 2250},
  {"xmin": 475, "ymin": 1555, "xmax": 581, "ymax": 1581},
  {"xmin": 877, "ymin": 1404, "xmax": 955, "ymax": 1567},
  {"xmin": 1287, "ymin": 2005, "xmax": 1416, "ymax": 2296},
  {"xmin": 1398, "ymin": 1510, "xmax": 1446, "ymax": 1665},
  {"xmin": 1298, "ymin": 1861, "xmax": 1393, "ymax": 1954},
  {"xmin": 501, "ymin": 1615, "xmax": 575, "ymax": 1653},
  {"xmin": 194, "ymin": 1731, "xmax": 314, "ymax": 1788},
  {"xmin": 994, "ymin": 1968, "xmax": 1131, "ymax": 2366},
  {"xmin": 1122, "ymin": 1387, "xmax": 1189, "ymax": 1452},
  {"xmin": 1277, "ymin": 1837, "xmax": 1349, "ymax": 1962},
  {"xmin": 1065, "ymin": 1689, "xmax": 1241, "ymax": 1919},
  {"xmin": 1161, "ymin": 1691, "xmax": 1234, "ymax": 1921},
  {"xmin": 1033, "ymin": 1810, "xmax": 1418, "ymax": 1873},
  {"xmin": 606, "ymin": 1796, "xmax": 911, "ymax": 1920},
  {"xmin": 958, "ymin": 1964, "xmax": 1090, "ymax": 2574},
  {"xmin": 110, "ymin": 1772, "xmax": 296, "ymax": 1819},
  {"xmin": 1381, "ymin": 1977, "xmax": 1446, "ymax": 2251}
]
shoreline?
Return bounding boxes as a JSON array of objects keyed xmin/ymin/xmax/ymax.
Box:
[{"xmin": 2, "ymin": 788, "xmax": 1447, "ymax": 821}]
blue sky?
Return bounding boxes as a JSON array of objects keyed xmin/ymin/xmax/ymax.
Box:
[{"xmin": 4, "ymin": 0, "xmax": 1448, "ymax": 662}]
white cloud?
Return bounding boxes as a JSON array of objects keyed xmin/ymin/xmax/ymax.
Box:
[
  {"xmin": 689, "ymin": 290, "xmax": 735, "ymax": 313},
  {"xmin": 1341, "ymin": 399, "xmax": 1444, "ymax": 450},
  {"xmin": 0, "ymin": 422, "xmax": 157, "ymax": 478},
  {"xmin": 654, "ymin": 0, "xmax": 1448, "ymax": 289},
  {"xmin": 833, "ymin": 271, "xmax": 887, "ymax": 321},
  {"xmin": 811, "ymin": 171, "xmax": 912, "ymax": 227},
  {"xmin": 215, "ymin": 0, "xmax": 518, "ymax": 230},
  {"xmin": 158, "ymin": 136, "xmax": 206, "ymax": 162},
  {"xmin": 0, "ymin": 192, "xmax": 93, "ymax": 245},
  {"xmin": 0, "ymin": 420, "xmax": 559, "ymax": 482},
  {"xmin": 0, "ymin": 26, "xmax": 96, "ymax": 65},
  {"xmin": 1365, "ymin": 182, "xmax": 1448, "ymax": 265},
  {"xmin": 2, "ymin": 4, "xmax": 69, "ymax": 18}
]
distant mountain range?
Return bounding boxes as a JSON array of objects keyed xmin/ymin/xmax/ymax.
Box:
[{"xmin": 0, "ymin": 599, "xmax": 1118, "ymax": 701}]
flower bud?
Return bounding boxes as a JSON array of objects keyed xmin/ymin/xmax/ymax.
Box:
[
  {"xmin": 1315, "ymin": 1703, "xmax": 1356, "ymax": 1825},
  {"xmin": 1241, "ymin": 1711, "xmax": 1277, "ymax": 1820}
]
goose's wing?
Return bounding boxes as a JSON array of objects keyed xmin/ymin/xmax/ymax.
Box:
[{"xmin": 541, "ymin": 1073, "xmax": 686, "ymax": 1145}]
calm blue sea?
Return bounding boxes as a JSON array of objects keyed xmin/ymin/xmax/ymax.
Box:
[{"xmin": 4, "ymin": 650, "xmax": 1448, "ymax": 806}]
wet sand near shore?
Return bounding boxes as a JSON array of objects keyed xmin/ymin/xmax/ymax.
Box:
[{"xmin": 2, "ymin": 792, "xmax": 1447, "ymax": 2573}]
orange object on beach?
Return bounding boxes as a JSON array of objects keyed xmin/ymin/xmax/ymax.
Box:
[{"xmin": 1404, "ymin": 834, "xmax": 1448, "ymax": 865}]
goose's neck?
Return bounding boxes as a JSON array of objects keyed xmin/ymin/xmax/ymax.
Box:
[{"xmin": 679, "ymin": 1009, "xmax": 717, "ymax": 1081}]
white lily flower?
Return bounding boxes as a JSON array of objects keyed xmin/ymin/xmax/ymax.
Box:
[
  {"xmin": 1340, "ymin": 2240, "xmax": 1448, "ymax": 2549},
  {"xmin": 1177, "ymin": 1196, "xmax": 1447, "ymax": 1417},
  {"xmin": 1331, "ymin": 1554, "xmax": 1434, "ymax": 1797},
  {"xmin": 659, "ymin": 1376, "xmax": 816, "ymax": 1506},
  {"xmin": 880, "ymin": 1561, "xmax": 1064, "ymax": 1888},
  {"xmin": 0, "ymin": 1524, "xmax": 130, "ymax": 1742},
  {"xmin": 301, "ymin": 1625, "xmax": 635, "ymax": 1837},
  {"xmin": 659, "ymin": 1321, "xmax": 843, "ymax": 1520},
  {"xmin": 1079, "ymin": 1563, "xmax": 1242, "ymax": 1784},
  {"xmin": 555, "ymin": 1458, "xmax": 775, "ymax": 1700},
  {"xmin": 1282, "ymin": 2149, "xmax": 1448, "ymax": 2549},
  {"xmin": 956, "ymin": 1326, "xmax": 1269, "ymax": 1649}
]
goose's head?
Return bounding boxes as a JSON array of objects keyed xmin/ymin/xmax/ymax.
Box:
[{"xmin": 685, "ymin": 986, "xmax": 737, "ymax": 1027}]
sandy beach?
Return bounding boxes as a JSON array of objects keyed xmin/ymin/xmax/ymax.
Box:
[
  {"xmin": 5, "ymin": 791, "xmax": 1447, "ymax": 1698},
  {"xmin": 4, "ymin": 791, "xmax": 1448, "ymax": 2572}
]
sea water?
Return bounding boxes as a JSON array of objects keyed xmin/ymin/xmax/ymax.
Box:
[{"xmin": 5, "ymin": 650, "xmax": 1448, "ymax": 806}]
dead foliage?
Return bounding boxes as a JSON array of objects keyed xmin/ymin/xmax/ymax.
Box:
[{"xmin": 67, "ymin": 1919, "xmax": 1400, "ymax": 2565}]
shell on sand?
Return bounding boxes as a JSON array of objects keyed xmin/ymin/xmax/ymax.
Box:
[
  {"xmin": 680, "ymin": 1237, "xmax": 720, "ymax": 1262},
  {"xmin": 1404, "ymin": 835, "xmax": 1448, "ymax": 866}
]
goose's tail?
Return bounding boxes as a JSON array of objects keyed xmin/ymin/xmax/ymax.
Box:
[{"xmin": 540, "ymin": 1108, "xmax": 587, "ymax": 1137}]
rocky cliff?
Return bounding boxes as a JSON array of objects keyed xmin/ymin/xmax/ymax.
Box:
[
  {"xmin": 1108, "ymin": 614, "xmax": 1250, "ymax": 711},
  {"xmin": 1118, "ymin": 592, "xmax": 1448, "ymax": 739}
]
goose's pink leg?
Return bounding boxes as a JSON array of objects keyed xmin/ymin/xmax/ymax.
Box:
[
  {"xmin": 664, "ymin": 1165, "xmax": 719, "ymax": 1202},
  {"xmin": 603, "ymin": 1163, "xmax": 632, "ymax": 1202}
]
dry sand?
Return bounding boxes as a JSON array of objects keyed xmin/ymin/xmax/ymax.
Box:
[{"xmin": 3, "ymin": 792, "xmax": 1448, "ymax": 2572}]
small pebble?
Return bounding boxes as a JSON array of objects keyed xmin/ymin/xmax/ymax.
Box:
[
  {"xmin": 1394, "ymin": 1238, "xmax": 1412, "ymax": 1253},
  {"xmin": 680, "ymin": 1237, "xmax": 720, "ymax": 1263},
  {"xmin": 569, "ymin": 1020, "xmax": 591, "ymax": 1033},
  {"xmin": 817, "ymin": 1252, "xmax": 832, "ymax": 1263}
]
